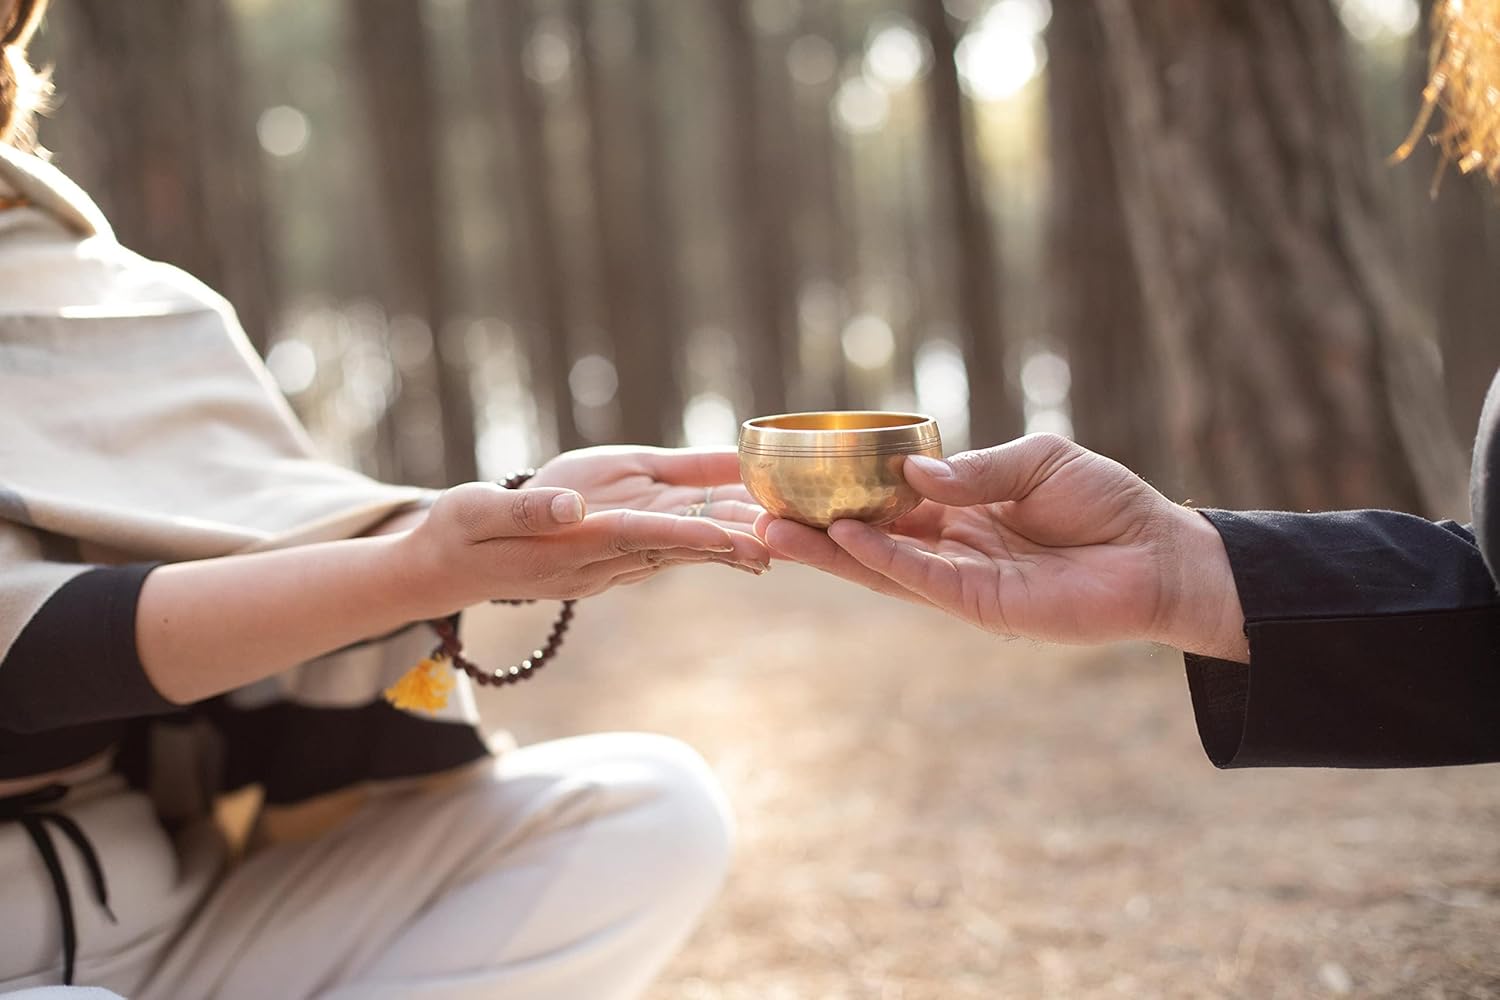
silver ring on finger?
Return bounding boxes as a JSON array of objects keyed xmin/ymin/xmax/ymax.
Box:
[{"xmin": 684, "ymin": 487, "xmax": 713, "ymax": 518}]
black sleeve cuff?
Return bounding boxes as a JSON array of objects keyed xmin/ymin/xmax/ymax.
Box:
[
  {"xmin": 1185, "ymin": 606, "xmax": 1500, "ymax": 767},
  {"xmin": 0, "ymin": 562, "xmax": 175, "ymax": 733},
  {"xmin": 1183, "ymin": 509, "xmax": 1500, "ymax": 768}
]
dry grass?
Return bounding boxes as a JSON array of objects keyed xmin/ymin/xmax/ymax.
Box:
[{"xmin": 467, "ymin": 565, "xmax": 1500, "ymax": 1000}]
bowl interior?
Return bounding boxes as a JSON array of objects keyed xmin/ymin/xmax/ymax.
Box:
[{"xmin": 744, "ymin": 411, "xmax": 929, "ymax": 432}]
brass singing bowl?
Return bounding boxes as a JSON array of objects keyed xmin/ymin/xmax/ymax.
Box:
[{"xmin": 738, "ymin": 411, "xmax": 943, "ymax": 528}]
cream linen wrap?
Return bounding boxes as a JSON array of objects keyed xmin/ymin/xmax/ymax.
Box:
[{"xmin": 0, "ymin": 143, "xmax": 480, "ymax": 731}]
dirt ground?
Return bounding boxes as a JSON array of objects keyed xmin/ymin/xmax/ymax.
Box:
[{"xmin": 466, "ymin": 563, "xmax": 1500, "ymax": 1000}]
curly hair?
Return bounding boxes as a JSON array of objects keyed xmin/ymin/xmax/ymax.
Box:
[
  {"xmin": 0, "ymin": 0, "xmax": 50, "ymax": 149},
  {"xmin": 1397, "ymin": 0, "xmax": 1500, "ymax": 185}
]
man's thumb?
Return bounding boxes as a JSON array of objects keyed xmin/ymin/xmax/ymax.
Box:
[{"xmin": 904, "ymin": 434, "xmax": 1075, "ymax": 506}]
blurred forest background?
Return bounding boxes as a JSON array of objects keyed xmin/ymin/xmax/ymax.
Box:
[
  {"xmin": 29, "ymin": 0, "xmax": 1500, "ymax": 518},
  {"xmin": 25, "ymin": 3, "xmax": 1500, "ymax": 995}
]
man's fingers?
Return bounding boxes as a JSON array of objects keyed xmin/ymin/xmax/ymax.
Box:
[
  {"xmin": 904, "ymin": 433, "xmax": 1078, "ymax": 507},
  {"xmin": 826, "ymin": 519, "xmax": 960, "ymax": 608},
  {"xmin": 763, "ymin": 518, "xmax": 930, "ymax": 606},
  {"xmin": 445, "ymin": 482, "xmax": 587, "ymax": 540}
]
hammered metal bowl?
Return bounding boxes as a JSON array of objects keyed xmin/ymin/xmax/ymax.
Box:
[{"xmin": 738, "ymin": 411, "xmax": 942, "ymax": 528}]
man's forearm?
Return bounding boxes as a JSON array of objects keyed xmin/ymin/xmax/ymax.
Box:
[{"xmin": 137, "ymin": 532, "xmax": 424, "ymax": 705}]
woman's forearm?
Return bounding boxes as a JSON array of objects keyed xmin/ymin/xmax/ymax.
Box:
[{"xmin": 136, "ymin": 533, "xmax": 423, "ymax": 705}]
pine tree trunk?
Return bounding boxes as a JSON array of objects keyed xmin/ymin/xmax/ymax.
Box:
[
  {"xmin": 347, "ymin": 0, "xmax": 478, "ymax": 486},
  {"xmin": 1410, "ymin": 0, "xmax": 1500, "ymax": 442},
  {"xmin": 575, "ymin": 0, "xmax": 682, "ymax": 445},
  {"xmin": 793, "ymin": 0, "xmax": 855, "ymax": 411},
  {"xmin": 1044, "ymin": 0, "xmax": 1169, "ymax": 486},
  {"xmin": 633, "ymin": 0, "xmax": 688, "ymax": 444},
  {"xmin": 475, "ymin": 0, "xmax": 583, "ymax": 454},
  {"xmin": 915, "ymin": 0, "xmax": 1022, "ymax": 446},
  {"xmin": 1093, "ymin": 0, "xmax": 1466, "ymax": 515},
  {"xmin": 720, "ymin": 0, "xmax": 797, "ymax": 419},
  {"xmin": 44, "ymin": 0, "xmax": 281, "ymax": 356},
  {"xmin": 1430, "ymin": 173, "xmax": 1500, "ymax": 441}
]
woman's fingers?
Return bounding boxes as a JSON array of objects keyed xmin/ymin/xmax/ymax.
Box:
[
  {"xmin": 703, "ymin": 483, "xmax": 757, "ymax": 505},
  {"xmin": 578, "ymin": 508, "xmax": 737, "ymax": 555},
  {"xmin": 640, "ymin": 447, "xmax": 744, "ymax": 486},
  {"xmin": 704, "ymin": 498, "xmax": 766, "ymax": 530},
  {"xmin": 761, "ymin": 518, "xmax": 931, "ymax": 606},
  {"xmin": 720, "ymin": 527, "xmax": 772, "ymax": 565},
  {"xmin": 825, "ymin": 519, "xmax": 960, "ymax": 608},
  {"xmin": 593, "ymin": 546, "xmax": 768, "ymax": 584}
]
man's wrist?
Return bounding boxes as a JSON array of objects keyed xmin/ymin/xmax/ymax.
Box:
[{"xmin": 1156, "ymin": 506, "xmax": 1250, "ymax": 662}]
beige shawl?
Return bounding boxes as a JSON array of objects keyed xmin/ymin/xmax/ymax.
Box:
[{"xmin": 0, "ymin": 144, "xmax": 476, "ymax": 725}]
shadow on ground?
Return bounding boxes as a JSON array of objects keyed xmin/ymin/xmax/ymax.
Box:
[{"xmin": 465, "ymin": 563, "xmax": 1500, "ymax": 1000}]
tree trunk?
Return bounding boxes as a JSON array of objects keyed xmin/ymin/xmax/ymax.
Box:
[
  {"xmin": 575, "ymin": 0, "xmax": 683, "ymax": 445},
  {"xmin": 475, "ymin": 0, "xmax": 583, "ymax": 454},
  {"xmin": 633, "ymin": 0, "xmax": 688, "ymax": 444},
  {"xmin": 720, "ymin": 0, "xmax": 797, "ymax": 419},
  {"xmin": 791, "ymin": 0, "xmax": 855, "ymax": 411},
  {"xmin": 1409, "ymin": 0, "xmax": 1500, "ymax": 442},
  {"xmin": 43, "ymin": 1, "xmax": 281, "ymax": 356},
  {"xmin": 915, "ymin": 0, "xmax": 1023, "ymax": 446},
  {"xmin": 347, "ymin": 0, "xmax": 478, "ymax": 486},
  {"xmin": 1430, "ymin": 173, "xmax": 1500, "ymax": 441},
  {"xmin": 1044, "ymin": 0, "xmax": 1169, "ymax": 487},
  {"xmin": 1093, "ymin": 0, "xmax": 1466, "ymax": 516}
]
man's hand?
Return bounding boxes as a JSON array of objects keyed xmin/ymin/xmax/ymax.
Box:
[{"xmin": 757, "ymin": 434, "xmax": 1248, "ymax": 660}]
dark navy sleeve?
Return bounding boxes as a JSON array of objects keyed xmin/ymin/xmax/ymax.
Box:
[
  {"xmin": 0, "ymin": 563, "xmax": 176, "ymax": 733},
  {"xmin": 1184, "ymin": 510, "xmax": 1500, "ymax": 768}
]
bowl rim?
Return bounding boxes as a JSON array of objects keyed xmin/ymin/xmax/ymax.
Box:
[
  {"xmin": 739, "ymin": 410, "xmax": 941, "ymax": 456},
  {"xmin": 740, "ymin": 410, "xmax": 938, "ymax": 433}
]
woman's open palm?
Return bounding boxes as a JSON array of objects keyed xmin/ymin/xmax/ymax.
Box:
[{"xmin": 532, "ymin": 445, "xmax": 769, "ymax": 567}]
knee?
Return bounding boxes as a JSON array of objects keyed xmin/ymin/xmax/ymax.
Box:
[
  {"xmin": 611, "ymin": 733, "xmax": 735, "ymax": 902},
  {"xmin": 449, "ymin": 732, "xmax": 735, "ymax": 913}
]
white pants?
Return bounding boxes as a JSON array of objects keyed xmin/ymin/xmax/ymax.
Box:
[{"xmin": 0, "ymin": 732, "xmax": 733, "ymax": 999}]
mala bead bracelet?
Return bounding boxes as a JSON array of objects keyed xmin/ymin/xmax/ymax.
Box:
[
  {"xmin": 387, "ymin": 469, "xmax": 579, "ymax": 710},
  {"xmin": 427, "ymin": 468, "xmax": 576, "ymax": 689},
  {"xmin": 428, "ymin": 602, "xmax": 574, "ymax": 688}
]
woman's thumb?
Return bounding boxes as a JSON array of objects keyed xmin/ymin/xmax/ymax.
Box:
[{"xmin": 443, "ymin": 482, "xmax": 587, "ymax": 540}]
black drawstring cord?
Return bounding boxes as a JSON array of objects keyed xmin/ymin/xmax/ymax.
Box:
[{"xmin": 0, "ymin": 784, "xmax": 115, "ymax": 985}]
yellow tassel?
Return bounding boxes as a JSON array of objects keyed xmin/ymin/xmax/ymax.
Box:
[{"xmin": 384, "ymin": 655, "xmax": 455, "ymax": 712}]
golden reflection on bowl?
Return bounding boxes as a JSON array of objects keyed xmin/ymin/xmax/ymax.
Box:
[{"xmin": 738, "ymin": 411, "xmax": 942, "ymax": 528}]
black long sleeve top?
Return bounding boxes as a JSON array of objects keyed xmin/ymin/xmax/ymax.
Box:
[
  {"xmin": 0, "ymin": 564, "xmax": 488, "ymax": 801},
  {"xmin": 1184, "ymin": 373, "xmax": 1500, "ymax": 768}
]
